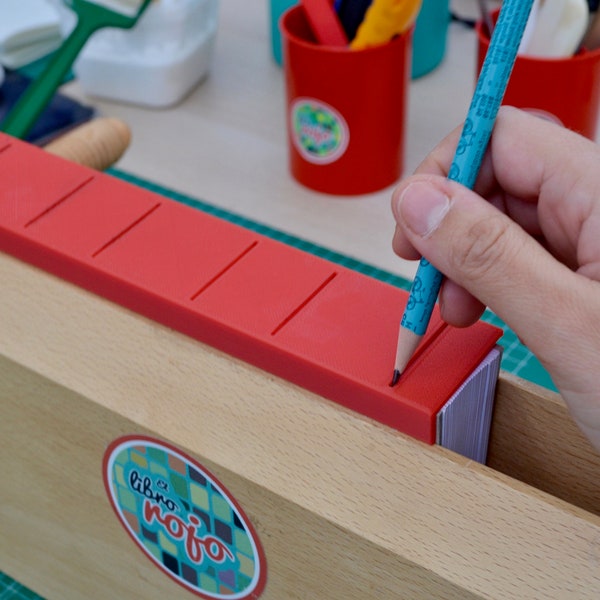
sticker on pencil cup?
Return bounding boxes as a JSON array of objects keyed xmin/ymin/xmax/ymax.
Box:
[
  {"xmin": 290, "ymin": 97, "xmax": 349, "ymax": 164},
  {"xmin": 103, "ymin": 435, "xmax": 267, "ymax": 599}
]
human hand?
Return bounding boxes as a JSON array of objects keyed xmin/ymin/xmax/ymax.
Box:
[{"xmin": 391, "ymin": 106, "xmax": 600, "ymax": 451}]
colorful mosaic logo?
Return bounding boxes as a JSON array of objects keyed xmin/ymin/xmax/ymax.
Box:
[
  {"xmin": 290, "ymin": 97, "xmax": 349, "ymax": 164},
  {"xmin": 103, "ymin": 436, "xmax": 267, "ymax": 599}
]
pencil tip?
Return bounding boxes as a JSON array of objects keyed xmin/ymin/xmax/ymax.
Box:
[{"xmin": 390, "ymin": 369, "xmax": 401, "ymax": 387}]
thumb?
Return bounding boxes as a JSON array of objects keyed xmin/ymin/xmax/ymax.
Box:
[{"xmin": 392, "ymin": 176, "xmax": 581, "ymax": 365}]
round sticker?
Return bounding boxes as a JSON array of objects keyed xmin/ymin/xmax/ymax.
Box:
[
  {"xmin": 290, "ymin": 97, "xmax": 349, "ymax": 164},
  {"xmin": 103, "ymin": 436, "xmax": 267, "ymax": 599}
]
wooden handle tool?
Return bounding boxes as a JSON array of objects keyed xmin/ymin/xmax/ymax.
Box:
[{"xmin": 44, "ymin": 117, "xmax": 131, "ymax": 171}]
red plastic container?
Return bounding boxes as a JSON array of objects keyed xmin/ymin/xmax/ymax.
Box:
[
  {"xmin": 476, "ymin": 10, "xmax": 600, "ymax": 140},
  {"xmin": 281, "ymin": 5, "xmax": 412, "ymax": 195}
]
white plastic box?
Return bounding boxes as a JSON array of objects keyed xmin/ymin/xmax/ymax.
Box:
[{"xmin": 72, "ymin": 0, "xmax": 218, "ymax": 108}]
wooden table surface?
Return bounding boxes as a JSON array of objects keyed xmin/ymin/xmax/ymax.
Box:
[{"xmin": 63, "ymin": 0, "xmax": 507, "ymax": 282}]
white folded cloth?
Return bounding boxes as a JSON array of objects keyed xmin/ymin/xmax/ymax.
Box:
[{"xmin": 0, "ymin": 0, "xmax": 62, "ymax": 68}]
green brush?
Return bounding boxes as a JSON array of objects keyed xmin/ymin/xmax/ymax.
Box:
[{"xmin": 0, "ymin": 0, "xmax": 153, "ymax": 140}]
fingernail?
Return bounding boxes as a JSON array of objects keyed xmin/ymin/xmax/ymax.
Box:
[{"xmin": 397, "ymin": 182, "xmax": 451, "ymax": 238}]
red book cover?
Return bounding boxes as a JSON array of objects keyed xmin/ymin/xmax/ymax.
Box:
[{"xmin": 0, "ymin": 134, "xmax": 502, "ymax": 444}]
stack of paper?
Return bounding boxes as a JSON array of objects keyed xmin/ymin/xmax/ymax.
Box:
[{"xmin": 0, "ymin": 0, "xmax": 62, "ymax": 69}]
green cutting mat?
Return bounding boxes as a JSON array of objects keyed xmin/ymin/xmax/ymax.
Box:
[
  {"xmin": 115, "ymin": 170, "xmax": 554, "ymax": 390},
  {"xmin": 0, "ymin": 171, "xmax": 555, "ymax": 600}
]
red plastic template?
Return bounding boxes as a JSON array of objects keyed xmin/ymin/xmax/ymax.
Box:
[{"xmin": 0, "ymin": 134, "xmax": 502, "ymax": 443}]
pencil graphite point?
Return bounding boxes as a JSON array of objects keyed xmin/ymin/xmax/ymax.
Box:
[{"xmin": 392, "ymin": 327, "xmax": 422, "ymax": 385}]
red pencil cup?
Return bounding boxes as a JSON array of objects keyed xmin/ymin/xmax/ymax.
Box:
[
  {"xmin": 281, "ymin": 5, "xmax": 412, "ymax": 196},
  {"xmin": 476, "ymin": 10, "xmax": 600, "ymax": 140}
]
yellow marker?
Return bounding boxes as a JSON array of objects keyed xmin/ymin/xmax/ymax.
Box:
[{"xmin": 350, "ymin": 0, "xmax": 422, "ymax": 49}]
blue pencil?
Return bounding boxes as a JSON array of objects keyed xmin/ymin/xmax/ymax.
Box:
[{"xmin": 392, "ymin": 0, "xmax": 535, "ymax": 385}]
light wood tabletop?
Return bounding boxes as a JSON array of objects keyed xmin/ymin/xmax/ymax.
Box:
[{"xmin": 62, "ymin": 0, "xmax": 505, "ymax": 282}]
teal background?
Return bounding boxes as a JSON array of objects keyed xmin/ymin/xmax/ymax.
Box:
[
  {"xmin": 269, "ymin": 0, "xmax": 298, "ymax": 65},
  {"xmin": 412, "ymin": 0, "xmax": 451, "ymax": 78}
]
